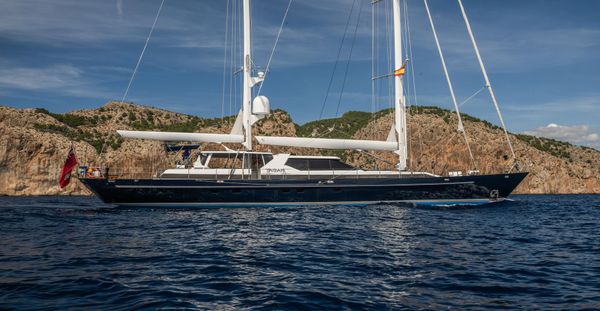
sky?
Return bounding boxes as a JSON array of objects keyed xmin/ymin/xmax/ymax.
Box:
[{"xmin": 0, "ymin": 0, "xmax": 598, "ymax": 149}]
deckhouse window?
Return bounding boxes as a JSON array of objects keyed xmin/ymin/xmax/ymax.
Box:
[
  {"xmin": 329, "ymin": 159, "xmax": 355, "ymax": 170},
  {"xmin": 285, "ymin": 158, "xmax": 355, "ymax": 170},
  {"xmin": 202, "ymin": 153, "xmax": 272, "ymax": 169},
  {"xmin": 262, "ymin": 154, "xmax": 274, "ymax": 165}
]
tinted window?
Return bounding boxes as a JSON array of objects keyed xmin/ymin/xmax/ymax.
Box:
[
  {"xmin": 262, "ymin": 154, "xmax": 274, "ymax": 166},
  {"xmin": 285, "ymin": 158, "xmax": 309, "ymax": 170},
  {"xmin": 329, "ymin": 159, "xmax": 355, "ymax": 170},
  {"xmin": 308, "ymin": 159, "xmax": 330, "ymax": 170},
  {"xmin": 285, "ymin": 158, "xmax": 355, "ymax": 170}
]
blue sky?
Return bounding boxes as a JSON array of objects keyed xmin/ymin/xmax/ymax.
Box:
[{"xmin": 0, "ymin": 0, "xmax": 598, "ymax": 148}]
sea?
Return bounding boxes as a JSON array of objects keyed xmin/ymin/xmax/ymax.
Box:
[{"xmin": 1, "ymin": 195, "xmax": 599, "ymax": 310}]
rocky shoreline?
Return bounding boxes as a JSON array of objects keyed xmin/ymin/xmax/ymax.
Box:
[{"xmin": 1, "ymin": 102, "xmax": 598, "ymax": 196}]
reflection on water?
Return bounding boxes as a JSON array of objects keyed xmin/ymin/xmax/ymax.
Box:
[{"xmin": 1, "ymin": 195, "xmax": 599, "ymax": 309}]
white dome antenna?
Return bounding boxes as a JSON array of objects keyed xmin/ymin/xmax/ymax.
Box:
[{"xmin": 252, "ymin": 95, "xmax": 270, "ymax": 115}]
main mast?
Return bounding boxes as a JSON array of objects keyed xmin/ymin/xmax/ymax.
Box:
[
  {"xmin": 242, "ymin": 0, "xmax": 253, "ymax": 150},
  {"xmin": 392, "ymin": 0, "xmax": 408, "ymax": 170}
]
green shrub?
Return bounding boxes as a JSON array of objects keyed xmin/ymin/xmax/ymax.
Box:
[
  {"xmin": 33, "ymin": 123, "xmax": 106, "ymax": 153},
  {"xmin": 159, "ymin": 121, "xmax": 199, "ymax": 132},
  {"xmin": 110, "ymin": 138, "xmax": 123, "ymax": 150},
  {"xmin": 296, "ymin": 111, "xmax": 375, "ymax": 139},
  {"xmin": 35, "ymin": 108, "xmax": 51, "ymax": 115},
  {"xmin": 515, "ymin": 134, "xmax": 572, "ymax": 159},
  {"xmin": 35, "ymin": 108, "xmax": 94, "ymax": 127},
  {"xmin": 33, "ymin": 123, "xmax": 77, "ymax": 139},
  {"xmin": 128, "ymin": 111, "xmax": 137, "ymax": 121}
]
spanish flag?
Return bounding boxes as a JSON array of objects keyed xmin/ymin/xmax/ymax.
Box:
[{"xmin": 394, "ymin": 66, "xmax": 406, "ymax": 77}]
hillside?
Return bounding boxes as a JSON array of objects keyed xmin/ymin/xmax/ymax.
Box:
[{"xmin": 0, "ymin": 102, "xmax": 598, "ymax": 195}]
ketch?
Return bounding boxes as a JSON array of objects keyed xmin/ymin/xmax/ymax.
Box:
[{"xmin": 80, "ymin": 0, "xmax": 528, "ymax": 207}]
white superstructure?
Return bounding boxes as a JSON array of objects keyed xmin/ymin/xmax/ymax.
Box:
[{"xmin": 159, "ymin": 151, "xmax": 436, "ymax": 180}]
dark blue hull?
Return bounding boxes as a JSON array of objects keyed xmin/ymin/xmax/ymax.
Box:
[{"xmin": 80, "ymin": 172, "xmax": 528, "ymax": 207}]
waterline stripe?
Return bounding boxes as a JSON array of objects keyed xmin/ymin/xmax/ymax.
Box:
[
  {"xmin": 114, "ymin": 198, "xmax": 499, "ymax": 208},
  {"xmin": 113, "ymin": 181, "xmax": 474, "ymax": 189}
]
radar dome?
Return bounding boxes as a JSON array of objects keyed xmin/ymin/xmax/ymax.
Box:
[{"xmin": 252, "ymin": 96, "xmax": 270, "ymax": 115}]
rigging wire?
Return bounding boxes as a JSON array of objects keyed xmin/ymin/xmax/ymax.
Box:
[
  {"xmin": 430, "ymin": 131, "xmax": 459, "ymax": 174},
  {"xmin": 459, "ymin": 86, "xmax": 485, "ymax": 107},
  {"xmin": 385, "ymin": 0, "xmax": 393, "ymax": 112},
  {"xmin": 232, "ymin": 0, "xmax": 240, "ymax": 116},
  {"xmin": 99, "ymin": 0, "xmax": 165, "ymax": 161},
  {"xmin": 423, "ymin": 0, "xmax": 476, "ymax": 169},
  {"xmin": 318, "ymin": 0, "xmax": 358, "ymax": 120},
  {"xmin": 368, "ymin": 0, "xmax": 384, "ymax": 141},
  {"xmin": 228, "ymin": 0, "xmax": 234, "ymax": 116},
  {"xmin": 457, "ymin": 0, "xmax": 517, "ymax": 165},
  {"xmin": 229, "ymin": 0, "xmax": 237, "ymax": 117},
  {"xmin": 404, "ymin": 0, "xmax": 425, "ymax": 161},
  {"xmin": 370, "ymin": 0, "xmax": 377, "ymax": 141},
  {"xmin": 236, "ymin": 0, "xmax": 242, "ymax": 114},
  {"xmin": 335, "ymin": 0, "xmax": 365, "ymax": 117},
  {"xmin": 307, "ymin": 0, "xmax": 364, "ymax": 143},
  {"xmin": 120, "ymin": 0, "xmax": 166, "ymax": 104},
  {"xmin": 256, "ymin": 0, "xmax": 293, "ymax": 97},
  {"xmin": 221, "ymin": 0, "xmax": 231, "ymax": 122},
  {"xmin": 402, "ymin": 0, "xmax": 413, "ymax": 169},
  {"xmin": 236, "ymin": 0, "xmax": 242, "ymax": 115}
]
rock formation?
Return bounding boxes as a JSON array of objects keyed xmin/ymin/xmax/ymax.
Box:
[{"xmin": 0, "ymin": 102, "xmax": 598, "ymax": 195}]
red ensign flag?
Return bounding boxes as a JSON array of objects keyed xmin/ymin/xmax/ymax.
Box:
[{"xmin": 59, "ymin": 146, "xmax": 78, "ymax": 189}]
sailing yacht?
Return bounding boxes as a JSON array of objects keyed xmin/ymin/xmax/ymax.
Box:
[{"xmin": 80, "ymin": 0, "xmax": 528, "ymax": 207}]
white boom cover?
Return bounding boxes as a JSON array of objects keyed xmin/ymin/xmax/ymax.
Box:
[
  {"xmin": 256, "ymin": 136, "xmax": 398, "ymax": 151},
  {"xmin": 117, "ymin": 130, "xmax": 244, "ymax": 143}
]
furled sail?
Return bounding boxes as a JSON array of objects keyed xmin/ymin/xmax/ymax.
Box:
[
  {"xmin": 255, "ymin": 136, "xmax": 398, "ymax": 151},
  {"xmin": 117, "ymin": 130, "xmax": 244, "ymax": 143}
]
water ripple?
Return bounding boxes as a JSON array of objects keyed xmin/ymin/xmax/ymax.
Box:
[{"xmin": 1, "ymin": 194, "xmax": 599, "ymax": 309}]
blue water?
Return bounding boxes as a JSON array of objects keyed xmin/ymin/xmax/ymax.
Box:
[{"xmin": 1, "ymin": 195, "xmax": 599, "ymax": 310}]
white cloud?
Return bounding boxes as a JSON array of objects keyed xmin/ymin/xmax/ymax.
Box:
[
  {"xmin": 0, "ymin": 64, "xmax": 111, "ymax": 99},
  {"xmin": 117, "ymin": 0, "xmax": 124, "ymax": 18},
  {"xmin": 505, "ymin": 95, "xmax": 599, "ymax": 113},
  {"xmin": 0, "ymin": 0, "xmax": 598, "ymax": 73},
  {"xmin": 0, "ymin": 0, "xmax": 598, "ymax": 127},
  {"xmin": 409, "ymin": 2, "xmax": 600, "ymax": 73},
  {"xmin": 0, "ymin": 65, "xmax": 81, "ymax": 90},
  {"xmin": 524, "ymin": 123, "xmax": 600, "ymax": 148},
  {"xmin": 0, "ymin": 0, "xmax": 369, "ymax": 69}
]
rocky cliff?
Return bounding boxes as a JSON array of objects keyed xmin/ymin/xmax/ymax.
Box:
[{"xmin": 0, "ymin": 102, "xmax": 598, "ymax": 195}]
